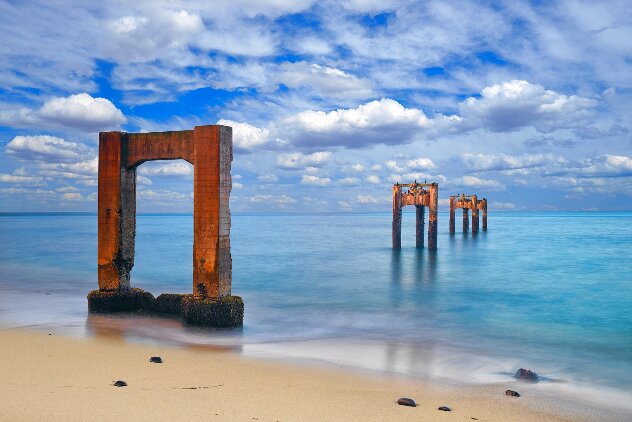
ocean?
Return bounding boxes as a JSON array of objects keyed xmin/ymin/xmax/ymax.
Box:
[{"xmin": 1, "ymin": 211, "xmax": 631, "ymax": 412}]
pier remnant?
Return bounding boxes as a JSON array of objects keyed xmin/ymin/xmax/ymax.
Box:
[
  {"xmin": 89, "ymin": 125, "xmax": 243, "ymax": 327},
  {"xmin": 449, "ymin": 194, "xmax": 487, "ymax": 234},
  {"xmin": 392, "ymin": 182, "xmax": 438, "ymax": 249}
]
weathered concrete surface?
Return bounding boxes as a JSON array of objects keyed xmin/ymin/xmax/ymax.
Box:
[
  {"xmin": 392, "ymin": 185, "xmax": 402, "ymax": 249},
  {"xmin": 427, "ymin": 183, "xmax": 438, "ymax": 249},
  {"xmin": 415, "ymin": 205, "xmax": 425, "ymax": 248},
  {"xmin": 392, "ymin": 182, "xmax": 438, "ymax": 249},
  {"xmin": 126, "ymin": 131, "xmax": 194, "ymax": 169},
  {"xmin": 87, "ymin": 288, "xmax": 155, "ymax": 313},
  {"xmin": 192, "ymin": 126, "xmax": 232, "ymax": 299},
  {"xmin": 98, "ymin": 132, "xmax": 135, "ymax": 290},
  {"xmin": 463, "ymin": 208, "xmax": 469, "ymax": 233},
  {"xmin": 96, "ymin": 124, "xmax": 239, "ymax": 327},
  {"xmin": 449, "ymin": 196, "xmax": 455, "ymax": 234},
  {"xmin": 471, "ymin": 194, "xmax": 479, "ymax": 234},
  {"xmin": 182, "ymin": 295, "xmax": 244, "ymax": 327},
  {"xmin": 482, "ymin": 198, "xmax": 488, "ymax": 231}
]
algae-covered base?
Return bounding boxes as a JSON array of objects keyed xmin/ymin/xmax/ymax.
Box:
[
  {"xmin": 182, "ymin": 295, "xmax": 244, "ymax": 327},
  {"xmin": 87, "ymin": 288, "xmax": 155, "ymax": 313},
  {"xmin": 87, "ymin": 289, "xmax": 244, "ymax": 327}
]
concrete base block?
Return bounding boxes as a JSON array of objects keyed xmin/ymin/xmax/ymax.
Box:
[
  {"xmin": 87, "ymin": 288, "xmax": 155, "ymax": 313},
  {"xmin": 155, "ymin": 293, "xmax": 187, "ymax": 315},
  {"xmin": 87, "ymin": 290, "xmax": 244, "ymax": 327},
  {"xmin": 182, "ymin": 295, "xmax": 244, "ymax": 327}
]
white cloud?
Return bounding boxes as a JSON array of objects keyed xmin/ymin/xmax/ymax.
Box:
[
  {"xmin": 335, "ymin": 177, "xmax": 360, "ymax": 186},
  {"xmin": 452, "ymin": 175, "xmax": 504, "ymax": 190},
  {"xmin": 257, "ymin": 173, "xmax": 278, "ymax": 182},
  {"xmin": 61, "ymin": 192, "xmax": 83, "ymax": 201},
  {"xmin": 0, "ymin": 93, "xmax": 126, "ymax": 132},
  {"xmin": 385, "ymin": 160, "xmax": 406, "ymax": 173},
  {"xmin": 0, "ymin": 173, "xmax": 45, "ymax": 186},
  {"xmin": 459, "ymin": 80, "xmax": 597, "ymax": 133},
  {"xmin": 137, "ymin": 189, "xmax": 189, "ymax": 201},
  {"xmin": 462, "ymin": 153, "xmax": 566, "ymax": 172},
  {"xmin": 5, "ymin": 135, "xmax": 92, "ymax": 162},
  {"xmin": 277, "ymin": 151, "xmax": 332, "ymax": 169},
  {"xmin": 40, "ymin": 157, "xmax": 98, "ymax": 179},
  {"xmin": 242, "ymin": 194, "xmax": 298, "ymax": 206},
  {"xmin": 279, "ymin": 98, "xmax": 432, "ymax": 148},
  {"xmin": 138, "ymin": 161, "xmax": 192, "ymax": 176},
  {"xmin": 406, "ymin": 157, "xmax": 436, "ymax": 170},
  {"xmin": 491, "ymin": 201, "xmax": 516, "ymax": 210},
  {"xmin": 218, "ymin": 119, "xmax": 271, "ymax": 151},
  {"xmin": 350, "ymin": 163, "xmax": 365, "ymax": 172},
  {"xmin": 275, "ymin": 62, "xmax": 373, "ymax": 99},
  {"xmin": 366, "ymin": 175, "xmax": 381, "ymax": 184},
  {"xmin": 356, "ymin": 194, "xmax": 378, "ymax": 204},
  {"xmin": 300, "ymin": 175, "xmax": 331, "ymax": 186}
]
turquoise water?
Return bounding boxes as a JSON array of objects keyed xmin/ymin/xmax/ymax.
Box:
[{"xmin": 1, "ymin": 212, "xmax": 631, "ymax": 403}]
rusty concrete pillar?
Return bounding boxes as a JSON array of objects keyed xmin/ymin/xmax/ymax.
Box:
[
  {"xmin": 392, "ymin": 185, "xmax": 402, "ymax": 249},
  {"xmin": 482, "ymin": 199, "xmax": 488, "ymax": 231},
  {"xmin": 193, "ymin": 125, "xmax": 233, "ymax": 299},
  {"xmin": 415, "ymin": 205, "xmax": 425, "ymax": 248},
  {"xmin": 471, "ymin": 195, "xmax": 479, "ymax": 234},
  {"xmin": 462, "ymin": 208, "xmax": 469, "ymax": 233},
  {"xmin": 97, "ymin": 132, "xmax": 136, "ymax": 291},
  {"xmin": 449, "ymin": 196, "xmax": 455, "ymax": 234},
  {"xmin": 427, "ymin": 183, "xmax": 438, "ymax": 249}
]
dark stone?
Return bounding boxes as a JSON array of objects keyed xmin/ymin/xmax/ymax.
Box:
[
  {"xmin": 155, "ymin": 293, "xmax": 188, "ymax": 315},
  {"xmin": 150, "ymin": 356, "xmax": 162, "ymax": 363},
  {"xmin": 505, "ymin": 390, "xmax": 520, "ymax": 397},
  {"xmin": 514, "ymin": 368, "xmax": 539, "ymax": 383},
  {"xmin": 113, "ymin": 380, "xmax": 127, "ymax": 387},
  {"xmin": 396, "ymin": 398, "xmax": 416, "ymax": 407},
  {"xmin": 182, "ymin": 295, "xmax": 244, "ymax": 327},
  {"xmin": 438, "ymin": 406, "xmax": 451, "ymax": 411},
  {"xmin": 87, "ymin": 288, "xmax": 155, "ymax": 313}
]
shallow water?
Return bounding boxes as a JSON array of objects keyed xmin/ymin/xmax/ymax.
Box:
[{"xmin": 1, "ymin": 212, "xmax": 631, "ymax": 411}]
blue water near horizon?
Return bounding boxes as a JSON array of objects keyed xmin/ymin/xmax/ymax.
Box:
[{"xmin": 1, "ymin": 211, "xmax": 631, "ymax": 407}]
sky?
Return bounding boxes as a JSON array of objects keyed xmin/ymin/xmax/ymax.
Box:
[{"xmin": 0, "ymin": 0, "xmax": 631, "ymax": 213}]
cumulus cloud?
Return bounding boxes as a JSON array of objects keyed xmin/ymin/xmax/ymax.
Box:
[
  {"xmin": 459, "ymin": 80, "xmax": 597, "ymax": 133},
  {"xmin": 451, "ymin": 175, "xmax": 504, "ymax": 190},
  {"xmin": 462, "ymin": 153, "xmax": 566, "ymax": 172},
  {"xmin": 406, "ymin": 157, "xmax": 436, "ymax": 170},
  {"xmin": 300, "ymin": 175, "xmax": 331, "ymax": 186},
  {"xmin": 356, "ymin": 194, "xmax": 379, "ymax": 204},
  {"xmin": 335, "ymin": 177, "xmax": 360, "ymax": 186},
  {"xmin": 279, "ymin": 98, "xmax": 432, "ymax": 148},
  {"xmin": 274, "ymin": 62, "xmax": 373, "ymax": 99},
  {"xmin": 555, "ymin": 154, "xmax": 632, "ymax": 178},
  {"xmin": 0, "ymin": 172, "xmax": 45, "ymax": 186},
  {"xmin": 366, "ymin": 175, "xmax": 381, "ymax": 184},
  {"xmin": 61, "ymin": 192, "xmax": 83, "ymax": 201},
  {"xmin": 257, "ymin": 173, "xmax": 278, "ymax": 182},
  {"xmin": 0, "ymin": 93, "xmax": 126, "ymax": 132},
  {"xmin": 138, "ymin": 161, "xmax": 193, "ymax": 176},
  {"xmin": 218, "ymin": 119, "xmax": 271, "ymax": 151},
  {"xmin": 276, "ymin": 151, "xmax": 332, "ymax": 169},
  {"xmin": 5, "ymin": 135, "xmax": 92, "ymax": 162}
]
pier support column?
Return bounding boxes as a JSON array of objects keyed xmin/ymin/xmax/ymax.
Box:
[
  {"xmin": 97, "ymin": 132, "xmax": 136, "ymax": 291},
  {"xmin": 427, "ymin": 183, "xmax": 438, "ymax": 249},
  {"xmin": 416, "ymin": 205, "xmax": 425, "ymax": 248},
  {"xmin": 392, "ymin": 185, "xmax": 402, "ymax": 249},
  {"xmin": 449, "ymin": 196, "xmax": 455, "ymax": 234},
  {"xmin": 482, "ymin": 199, "xmax": 488, "ymax": 231},
  {"xmin": 193, "ymin": 125, "xmax": 233, "ymax": 299},
  {"xmin": 462, "ymin": 208, "xmax": 469, "ymax": 233},
  {"xmin": 471, "ymin": 195, "xmax": 479, "ymax": 234}
]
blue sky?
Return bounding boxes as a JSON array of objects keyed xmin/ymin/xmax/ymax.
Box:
[{"xmin": 0, "ymin": 0, "xmax": 631, "ymax": 212}]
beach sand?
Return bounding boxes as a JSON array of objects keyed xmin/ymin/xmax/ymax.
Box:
[{"xmin": 0, "ymin": 329, "xmax": 584, "ymax": 421}]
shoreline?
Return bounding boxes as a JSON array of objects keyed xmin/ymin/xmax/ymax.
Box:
[{"xmin": 0, "ymin": 328, "xmax": 625, "ymax": 421}]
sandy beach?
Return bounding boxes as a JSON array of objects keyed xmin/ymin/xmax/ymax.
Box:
[{"xmin": 0, "ymin": 328, "xmax": 592, "ymax": 422}]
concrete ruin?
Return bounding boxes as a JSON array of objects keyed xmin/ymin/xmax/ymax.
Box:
[
  {"xmin": 392, "ymin": 182, "xmax": 438, "ymax": 249},
  {"xmin": 88, "ymin": 125, "xmax": 243, "ymax": 327},
  {"xmin": 449, "ymin": 194, "xmax": 487, "ymax": 234}
]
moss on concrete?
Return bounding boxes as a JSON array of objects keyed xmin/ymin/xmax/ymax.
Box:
[
  {"xmin": 87, "ymin": 288, "xmax": 155, "ymax": 313},
  {"xmin": 182, "ymin": 295, "xmax": 244, "ymax": 327},
  {"xmin": 155, "ymin": 293, "xmax": 188, "ymax": 315}
]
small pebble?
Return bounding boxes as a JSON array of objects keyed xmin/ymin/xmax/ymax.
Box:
[
  {"xmin": 505, "ymin": 389, "xmax": 520, "ymax": 397},
  {"xmin": 150, "ymin": 356, "xmax": 163, "ymax": 363},
  {"xmin": 397, "ymin": 397, "xmax": 416, "ymax": 407},
  {"xmin": 438, "ymin": 406, "xmax": 451, "ymax": 411},
  {"xmin": 113, "ymin": 380, "xmax": 127, "ymax": 387}
]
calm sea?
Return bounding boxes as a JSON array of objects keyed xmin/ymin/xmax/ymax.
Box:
[{"xmin": 1, "ymin": 212, "xmax": 631, "ymax": 410}]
